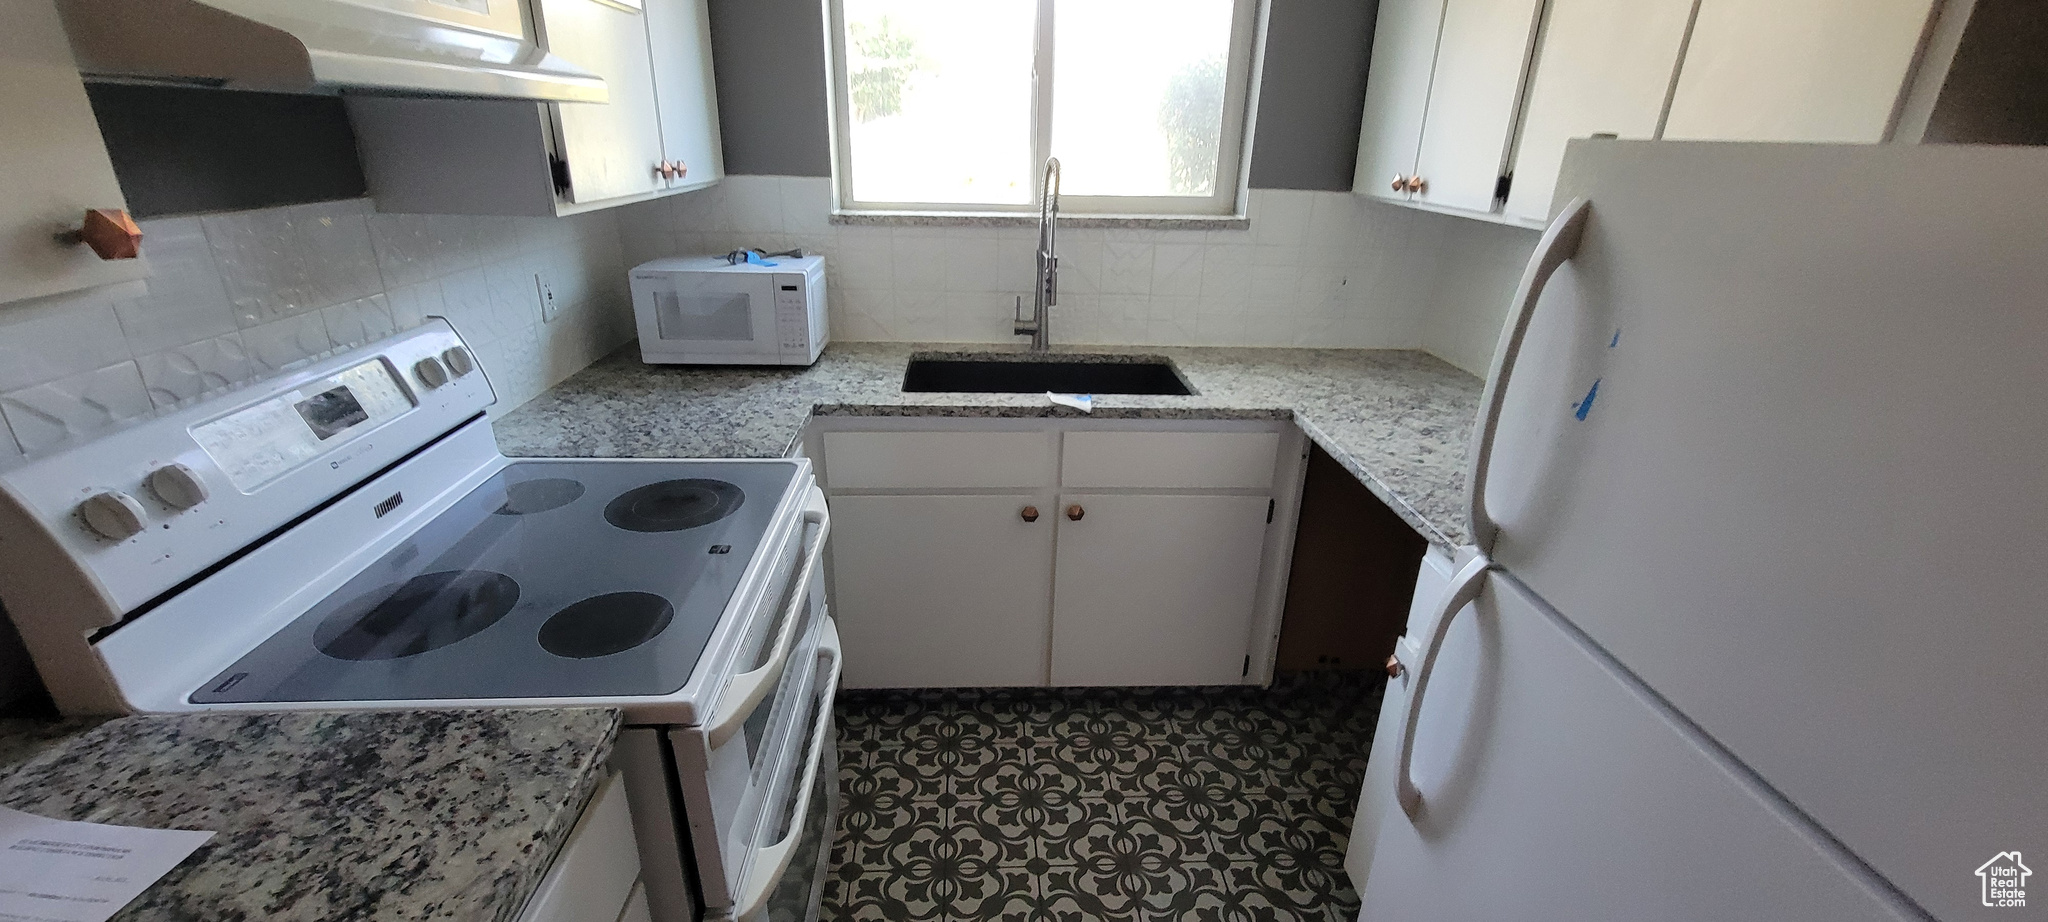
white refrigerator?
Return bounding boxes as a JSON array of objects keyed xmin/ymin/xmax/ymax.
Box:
[{"xmin": 1351, "ymin": 140, "xmax": 2046, "ymax": 922}]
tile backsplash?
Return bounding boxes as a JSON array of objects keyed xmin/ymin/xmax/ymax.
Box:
[
  {"xmin": 0, "ymin": 199, "xmax": 634, "ymax": 464},
  {"xmin": 0, "ymin": 177, "xmax": 1537, "ymax": 469},
  {"xmin": 614, "ymin": 176, "xmax": 1537, "ymax": 372}
]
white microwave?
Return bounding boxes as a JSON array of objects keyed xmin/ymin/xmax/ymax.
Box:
[{"xmin": 629, "ymin": 255, "xmax": 829, "ymax": 365}]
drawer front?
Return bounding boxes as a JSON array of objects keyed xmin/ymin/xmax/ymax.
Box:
[
  {"xmin": 1061, "ymin": 431, "xmax": 1280, "ymax": 490},
  {"xmin": 822, "ymin": 431, "xmax": 1055, "ymax": 489}
]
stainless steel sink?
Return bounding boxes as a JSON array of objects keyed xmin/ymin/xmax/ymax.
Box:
[{"xmin": 901, "ymin": 356, "xmax": 1194, "ymax": 396}]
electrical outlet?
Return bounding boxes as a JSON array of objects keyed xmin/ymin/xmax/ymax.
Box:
[{"xmin": 535, "ymin": 272, "xmax": 560, "ymax": 322}]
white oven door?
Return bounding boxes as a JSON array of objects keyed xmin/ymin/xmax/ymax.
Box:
[
  {"xmin": 670, "ymin": 501, "xmax": 831, "ymax": 914},
  {"xmin": 728, "ymin": 620, "xmax": 840, "ymax": 922},
  {"xmin": 633, "ymin": 271, "xmax": 781, "ymax": 359}
]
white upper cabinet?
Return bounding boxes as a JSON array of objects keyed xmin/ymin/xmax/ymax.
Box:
[
  {"xmin": 1352, "ymin": 0, "xmax": 1543, "ymax": 215},
  {"xmin": 645, "ymin": 0, "xmax": 723, "ymax": 193},
  {"xmin": 350, "ymin": 0, "xmax": 724, "ymax": 216},
  {"xmin": 539, "ymin": 0, "xmax": 667, "ymax": 204},
  {"xmin": 1, "ymin": 0, "xmax": 147, "ymax": 305},
  {"xmin": 1408, "ymin": 0, "xmax": 1544, "ymax": 214},
  {"xmin": 1661, "ymin": 0, "xmax": 1939, "ymax": 143},
  {"xmin": 1502, "ymin": 0, "xmax": 1694, "ymax": 222},
  {"xmin": 1353, "ymin": 0, "xmax": 1448, "ymax": 202},
  {"xmin": 1357, "ymin": 0, "xmax": 1957, "ymax": 225}
]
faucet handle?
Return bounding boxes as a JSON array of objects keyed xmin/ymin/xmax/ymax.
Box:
[{"xmin": 1013, "ymin": 294, "xmax": 1039, "ymax": 337}]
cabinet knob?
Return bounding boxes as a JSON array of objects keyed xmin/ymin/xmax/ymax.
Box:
[
  {"xmin": 1020, "ymin": 505, "xmax": 1040, "ymax": 522},
  {"xmin": 1390, "ymin": 174, "xmax": 1407, "ymax": 192},
  {"xmin": 1406, "ymin": 175, "xmax": 1428, "ymax": 193},
  {"xmin": 656, "ymin": 161, "xmax": 677, "ymax": 179},
  {"xmin": 58, "ymin": 209, "xmax": 142, "ymax": 260},
  {"xmin": 1065, "ymin": 504, "xmax": 1085, "ymax": 521},
  {"xmin": 675, "ymin": 161, "xmax": 688, "ymax": 178},
  {"xmin": 1384, "ymin": 653, "xmax": 1406, "ymax": 678}
]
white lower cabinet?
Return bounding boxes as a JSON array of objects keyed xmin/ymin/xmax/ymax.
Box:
[
  {"xmin": 814, "ymin": 421, "xmax": 1305, "ymax": 689},
  {"xmin": 831, "ymin": 493, "xmax": 1054, "ymax": 689},
  {"xmin": 516, "ymin": 772, "xmax": 645, "ymax": 922},
  {"xmin": 1050, "ymin": 493, "xmax": 1271, "ymax": 687}
]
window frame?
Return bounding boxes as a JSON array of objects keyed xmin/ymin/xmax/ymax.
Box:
[{"xmin": 823, "ymin": 0, "xmax": 1266, "ymax": 219}]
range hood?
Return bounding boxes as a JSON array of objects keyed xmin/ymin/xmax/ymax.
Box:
[{"xmin": 56, "ymin": 0, "xmax": 607, "ymax": 103}]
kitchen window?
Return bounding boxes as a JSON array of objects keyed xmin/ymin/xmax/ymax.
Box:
[{"xmin": 825, "ymin": 0, "xmax": 1263, "ymax": 218}]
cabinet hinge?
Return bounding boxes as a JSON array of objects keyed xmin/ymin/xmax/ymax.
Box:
[
  {"xmin": 1266, "ymin": 499, "xmax": 1275, "ymax": 524},
  {"xmin": 1242, "ymin": 655, "xmax": 1251, "ymax": 677},
  {"xmin": 549, "ymin": 155, "xmax": 572, "ymax": 197},
  {"xmin": 1493, "ymin": 173, "xmax": 1513, "ymax": 202}
]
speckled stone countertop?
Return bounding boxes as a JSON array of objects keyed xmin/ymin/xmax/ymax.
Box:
[
  {"xmin": 495, "ymin": 342, "xmax": 1484, "ymax": 549},
  {"xmin": 0, "ymin": 708, "xmax": 620, "ymax": 922}
]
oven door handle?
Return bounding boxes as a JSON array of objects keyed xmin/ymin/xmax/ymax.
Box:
[
  {"xmin": 731, "ymin": 622, "xmax": 841, "ymax": 922},
  {"xmin": 706, "ymin": 488, "xmax": 829, "ymax": 750}
]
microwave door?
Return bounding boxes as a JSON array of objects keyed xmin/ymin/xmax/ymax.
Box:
[{"xmin": 644, "ymin": 273, "xmax": 781, "ymax": 357}]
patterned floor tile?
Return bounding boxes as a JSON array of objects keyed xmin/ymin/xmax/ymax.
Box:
[
  {"xmin": 1128, "ymin": 755, "xmax": 1290, "ymax": 857},
  {"xmin": 827, "ymin": 867, "xmax": 1037, "ymax": 922},
  {"xmin": 825, "ymin": 672, "xmax": 1384, "ymax": 922}
]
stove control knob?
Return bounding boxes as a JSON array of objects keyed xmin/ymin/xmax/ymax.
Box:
[
  {"xmin": 145, "ymin": 463, "xmax": 209, "ymax": 510},
  {"xmin": 414, "ymin": 356, "xmax": 449, "ymax": 389},
  {"xmin": 441, "ymin": 346, "xmax": 475, "ymax": 377},
  {"xmin": 79, "ymin": 490, "xmax": 147, "ymax": 541}
]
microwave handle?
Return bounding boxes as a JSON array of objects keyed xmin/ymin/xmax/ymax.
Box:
[
  {"xmin": 705, "ymin": 488, "xmax": 829, "ymax": 749},
  {"xmin": 730, "ymin": 623, "xmax": 841, "ymax": 922}
]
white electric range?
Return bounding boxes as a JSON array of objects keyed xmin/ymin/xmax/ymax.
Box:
[{"xmin": 0, "ymin": 321, "xmax": 837, "ymax": 922}]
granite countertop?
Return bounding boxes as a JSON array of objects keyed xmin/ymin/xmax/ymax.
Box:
[
  {"xmin": 494, "ymin": 342, "xmax": 1484, "ymax": 549},
  {"xmin": 0, "ymin": 708, "xmax": 620, "ymax": 922}
]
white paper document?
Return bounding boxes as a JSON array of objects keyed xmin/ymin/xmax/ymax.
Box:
[{"xmin": 0, "ymin": 806, "xmax": 213, "ymax": 922}]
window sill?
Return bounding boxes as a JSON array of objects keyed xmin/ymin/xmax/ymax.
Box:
[{"xmin": 830, "ymin": 210, "xmax": 1250, "ymax": 231}]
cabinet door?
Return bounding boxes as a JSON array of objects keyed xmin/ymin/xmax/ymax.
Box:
[
  {"xmin": 1661, "ymin": 0, "xmax": 1936, "ymax": 143},
  {"xmin": 645, "ymin": 0, "xmax": 724, "ymax": 192},
  {"xmin": 1, "ymin": 0, "xmax": 147, "ymax": 304},
  {"xmin": 829, "ymin": 494, "xmax": 1053, "ymax": 688},
  {"xmin": 1050, "ymin": 493, "xmax": 1270, "ymax": 687},
  {"xmin": 1361, "ymin": 572, "xmax": 1914, "ymax": 922},
  {"xmin": 1501, "ymin": 0, "xmax": 1693, "ymax": 222},
  {"xmin": 1352, "ymin": 0, "xmax": 1447, "ymax": 201},
  {"xmin": 538, "ymin": 0, "xmax": 666, "ymax": 204},
  {"xmin": 1409, "ymin": 0, "xmax": 1544, "ymax": 214}
]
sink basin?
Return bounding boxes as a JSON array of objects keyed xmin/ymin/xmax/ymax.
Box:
[{"xmin": 901, "ymin": 356, "xmax": 1194, "ymax": 396}]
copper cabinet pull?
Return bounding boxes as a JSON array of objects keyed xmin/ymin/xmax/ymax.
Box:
[
  {"xmin": 1406, "ymin": 175, "xmax": 1428, "ymax": 193},
  {"xmin": 1390, "ymin": 174, "xmax": 1407, "ymax": 192},
  {"xmin": 675, "ymin": 161, "xmax": 688, "ymax": 177},
  {"xmin": 1065, "ymin": 504, "xmax": 1084, "ymax": 521},
  {"xmin": 57, "ymin": 209, "xmax": 142, "ymax": 260},
  {"xmin": 1020, "ymin": 506, "xmax": 1040, "ymax": 522}
]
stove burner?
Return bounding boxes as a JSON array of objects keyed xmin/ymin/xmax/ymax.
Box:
[
  {"xmin": 604, "ymin": 479, "xmax": 744, "ymax": 532},
  {"xmin": 539, "ymin": 592, "xmax": 676, "ymax": 659},
  {"xmin": 314, "ymin": 571, "xmax": 519, "ymax": 661},
  {"xmin": 494, "ymin": 478, "xmax": 585, "ymax": 516}
]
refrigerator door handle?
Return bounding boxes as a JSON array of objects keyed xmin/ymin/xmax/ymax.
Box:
[
  {"xmin": 1395, "ymin": 552, "xmax": 1492, "ymax": 818},
  {"xmin": 1466, "ymin": 197, "xmax": 1592, "ymax": 552}
]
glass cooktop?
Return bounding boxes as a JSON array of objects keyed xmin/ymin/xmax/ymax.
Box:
[{"xmin": 192, "ymin": 458, "xmax": 803, "ymax": 703}]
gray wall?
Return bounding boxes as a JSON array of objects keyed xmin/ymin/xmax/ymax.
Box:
[
  {"xmin": 705, "ymin": 0, "xmax": 1377, "ymax": 191},
  {"xmin": 1247, "ymin": 0, "xmax": 1376, "ymax": 190},
  {"xmin": 706, "ymin": 0, "xmax": 835, "ymax": 177}
]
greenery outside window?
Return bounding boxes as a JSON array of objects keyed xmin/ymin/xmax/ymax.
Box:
[{"xmin": 825, "ymin": 0, "xmax": 1264, "ymax": 217}]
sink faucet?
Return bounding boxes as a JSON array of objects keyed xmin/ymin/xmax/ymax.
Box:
[{"xmin": 1014, "ymin": 157, "xmax": 1060, "ymax": 352}]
